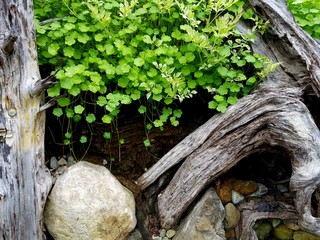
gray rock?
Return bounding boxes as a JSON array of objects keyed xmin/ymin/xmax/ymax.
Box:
[
  {"xmin": 231, "ymin": 190, "xmax": 244, "ymax": 205},
  {"xmin": 254, "ymin": 221, "xmax": 272, "ymax": 240},
  {"xmin": 57, "ymin": 157, "xmax": 67, "ymax": 166},
  {"xmin": 249, "ymin": 183, "xmax": 268, "ymax": 197},
  {"xmin": 127, "ymin": 229, "xmax": 143, "ymax": 240},
  {"xmin": 166, "ymin": 229, "xmax": 176, "ymax": 238},
  {"xmin": 49, "ymin": 156, "xmax": 59, "ymax": 170},
  {"xmin": 173, "ymin": 188, "xmax": 226, "ymax": 240},
  {"xmin": 276, "ymin": 184, "xmax": 289, "ymax": 193},
  {"xmin": 159, "ymin": 229, "xmax": 166, "ymax": 237},
  {"xmin": 224, "ymin": 203, "xmax": 240, "ymax": 230},
  {"xmin": 44, "ymin": 161, "xmax": 136, "ymax": 240},
  {"xmin": 271, "ymin": 218, "xmax": 282, "ymax": 228},
  {"xmin": 67, "ymin": 155, "xmax": 76, "ymax": 167}
]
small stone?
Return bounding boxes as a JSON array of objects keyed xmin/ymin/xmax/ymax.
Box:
[
  {"xmin": 50, "ymin": 156, "xmax": 59, "ymax": 170},
  {"xmin": 152, "ymin": 236, "xmax": 162, "ymax": 240},
  {"xmin": 127, "ymin": 229, "xmax": 143, "ymax": 240},
  {"xmin": 273, "ymin": 224, "xmax": 293, "ymax": 240},
  {"xmin": 232, "ymin": 180, "xmax": 259, "ymax": 196},
  {"xmin": 283, "ymin": 219, "xmax": 300, "ymax": 231},
  {"xmin": 55, "ymin": 166, "xmax": 67, "ymax": 175},
  {"xmin": 231, "ymin": 190, "xmax": 245, "ymax": 205},
  {"xmin": 224, "ymin": 203, "xmax": 240, "ymax": 229},
  {"xmin": 254, "ymin": 221, "xmax": 272, "ymax": 240},
  {"xmin": 271, "ymin": 218, "xmax": 282, "ymax": 228},
  {"xmin": 225, "ymin": 229, "xmax": 236, "ymax": 239},
  {"xmin": 249, "ymin": 183, "xmax": 268, "ymax": 197},
  {"xmin": 58, "ymin": 157, "xmax": 67, "ymax": 166},
  {"xmin": 166, "ymin": 229, "xmax": 176, "ymax": 238},
  {"xmin": 67, "ymin": 156, "xmax": 76, "ymax": 167},
  {"xmin": 163, "ymin": 237, "xmax": 170, "ymax": 240},
  {"xmin": 217, "ymin": 179, "xmax": 234, "ymax": 204},
  {"xmin": 276, "ymin": 185, "xmax": 289, "ymax": 193},
  {"xmin": 159, "ymin": 229, "xmax": 166, "ymax": 238},
  {"xmin": 293, "ymin": 231, "xmax": 320, "ymax": 240}
]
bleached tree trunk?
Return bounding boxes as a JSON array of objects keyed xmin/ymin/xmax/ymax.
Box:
[
  {"xmin": 137, "ymin": 0, "xmax": 320, "ymax": 238},
  {"xmin": 0, "ymin": 0, "xmax": 52, "ymax": 239}
]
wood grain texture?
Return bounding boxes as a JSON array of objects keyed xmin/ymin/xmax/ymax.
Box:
[
  {"xmin": 137, "ymin": 0, "xmax": 320, "ymax": 235},
  {"xmin": 0, "ymin": 0, "xmax": 52, "ymax": 239}
]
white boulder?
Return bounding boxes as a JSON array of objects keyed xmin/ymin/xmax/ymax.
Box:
[{"xmin": 44, "ymin": 161, "xmax": 136, "ymax": 240}]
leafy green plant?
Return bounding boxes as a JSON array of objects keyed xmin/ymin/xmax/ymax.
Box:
[
  {"xmin": 288, "ymin": 0, "xmax": 320, "ymax": 39},
  {"xmin": 34, "ymin": 0, "xmax": 278, "ymax": 148}
]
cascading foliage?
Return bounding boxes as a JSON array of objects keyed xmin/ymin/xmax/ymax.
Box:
[
  {"xmin": 34, "ymin": 0, "xmax": 278, "ymax": 147},
  {"xmin": 287, "ymin": 0, "xmax": 320, "ymax": 40}
]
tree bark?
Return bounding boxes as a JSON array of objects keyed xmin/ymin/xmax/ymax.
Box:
[
  {"xmin": 0, "ymin": 0, "xmax": 52, "ymax": 239},
  {"xmin": 137, "ymin": 0, "xmax": 320, "ymax": 236}
]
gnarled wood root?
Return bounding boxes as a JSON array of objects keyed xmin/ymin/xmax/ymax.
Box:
[{"xmin": 237, "ymin": 200, "xmax": 297, "ymax": 240}]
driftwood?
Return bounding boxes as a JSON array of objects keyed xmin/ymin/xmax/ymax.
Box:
[
  {"xmin": 137, "ymin": 0, "xmax": 320, "ymax": 236},
  {"xmin": 0, "ymin": 0, "xmax": 52, "ymax": 239}
]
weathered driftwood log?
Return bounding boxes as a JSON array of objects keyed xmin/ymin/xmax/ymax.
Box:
[
  {"xmin": 137, "ymin": 0, "xmax": 320, "ymax": 236},
  {"xmin": 0, "ymin": 0, "xmax": 52, "ymax": 239}
]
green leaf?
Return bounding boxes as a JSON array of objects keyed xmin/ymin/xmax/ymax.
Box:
[
  {"xmin": 217, "ymin": 66, "xmax": 228, "ymax": 77},
  {"xmin": 246, "ymin": 76, "xmax": 257, "ymax": 85},
  {"xmin": 57, "ymin": 97, "xmax": 71, "ymax": 107},
  {"xmin": 47, "ymin": 84, "xmax": 60, "ymax": 97},
  {"xmin": 217, "ymin": 84, "xmax": 228, "ymax": 95},
  {"xmin": 217, "ymin": 102, "xmax": 228, "ymax": 113},
  {"xmin": 73, "ymin": 114, "xmax": 81, "ymax": 122},
  {"xmin": 74, "ymin": 105, "xmax": 85, "ymax": 114},
  {"xmin": 65, "ymin": 132, "xmax": 72, "ymax": 139},
  {"xmin": 153, "ymin": 119, "xmax": 163, "ymax": 127},
  {"xmin": 173, "ymin": 109, "xmax": 182, "ymax": 118},
  {"xmin": 63, "ymin": 47, "xmax": 74, "ymax": 57},
  {"xmin": 103, "ymin": 132, "xmax": 111, "ymax": 139},
  {"xmin": 53, "ymin": 108, "xmax": 63, "ymax": 117},
  {"xmin": 134, "ymin": 57, "xmax": 145, "ymax": 67},
  {"xmin": 60, "ymin": 77, "xmax": 74, "ymax": 89},
  {"xmin": 48, "ymin": 43, "xmax": 60, "ymax": 55},
  {"xmin": 97, "ymin": 96, "xmax": 108, "ymax": 106},
  {"xmin": 119, "ymin": 139, "xmax": 125, "ymax": 144},
  {"xmin": 227, "ymin": 96, "xmax": 238, "ymax": 105},
  {"xmin": 65, "ymin": 108, "xmax": 74, "ymax": 118},
  {"xmin": 170, "ymin": 116, "xmax": 179, "ymax": 126},
  {"xmin": 94, "ymin": 33, "xmax": 104, "ymax": 42},
  {"xmin": 102, "ymin": 114, "xmax": 112, "ymax": 123},
  {"xmin": 118, "ymin": 77, "xmax": 129, "ymax": 88},
  {"xmin": 86, "ymin": 113, "xmax": 96, "ymax": 123},
  {"xmin": 218, "ymin": 46, "xmax": 231, "ymax": 57},
  {"xmin": 144, "ymin": 139, "xmax": 151, "ymax": 147},
  {"xmin": 138, "ymin": 105, "xmax": 147, "ymax": 114},
  {"xmin": 208, "ymin": 101, "xmax": 217, "ymax": 109},
  {"xmin": 80, "ymin": 135, "xmax": 87, "ymax": 143},
  {"xmin": 245, "ymin": 55, "xmax": 256, "ymax": 63},
  {"xmin": 214, "ymin": 95, "xmax": 224, "ymax": 102},
  {"xmin": 65, "ymin": 35, "xmax": 76, "ymax": 45},
  {"xmin": 68, "ymin": 85, "xmax": 81, "ymax": 96}
]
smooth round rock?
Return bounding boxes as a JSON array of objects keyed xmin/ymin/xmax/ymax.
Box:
[
  {"xmin": 224, "ymin": 203, "xmax": 240, "ymax": 229},
  {"xmin": 44, "ymin": 161, "xmax": 136, "ymax": 240}
]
